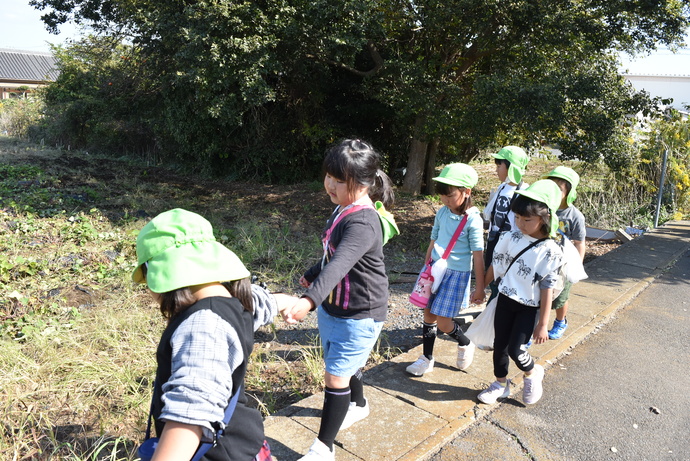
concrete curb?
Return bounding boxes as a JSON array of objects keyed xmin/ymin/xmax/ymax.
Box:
[{"xmin": 265, "ymin": 221, "xmax": 690, "ymax": 461}]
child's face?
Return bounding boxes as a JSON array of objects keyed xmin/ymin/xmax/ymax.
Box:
[
  {"xmin": 440, "ymin": 187, "xmax": 470, "ymax": 212},
  {"xmin": 148, "ymin": 288, "xmax": 162, "ymax": 305},
  {"xmin": 550, "ymin": 178, "xmax": 569, "ymax": 208},
  {"xmin": 495, "ymin": 160, "xmax": 509, "ymax": 182},
  {"xmin": 324, "ymin": 173, "xmax": 366, "ymax": 207},
  {"xmin": 514, "ymin": 213, "xmax": 548, "ymax": 238}
]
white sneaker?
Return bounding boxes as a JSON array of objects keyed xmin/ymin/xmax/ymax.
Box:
[
  {"xmin": 477, "ymin": 379, "xmax": 511, "ymax": 404},
  {"xmin": 523, "ymin": 364, "xmax": 544, "ymax": 405},
  {"xmin": 456, "ymin": 342, "xmax": 475, "ymax": 370},
  {"xmin": 406, "ymin": 355, "xmax": 434, "ymax": 376},
  {"xmin": 339, "ymin": 398, "xmax": 370, "ymax": 430},
  {"xmin": 298, "ymin": 438, "xmax": 335, "ymax": 461}
]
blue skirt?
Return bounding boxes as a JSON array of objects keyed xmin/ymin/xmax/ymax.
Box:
[{"xmin": 429, "ymin": 268, "xmax": 471, "ymax": 318}]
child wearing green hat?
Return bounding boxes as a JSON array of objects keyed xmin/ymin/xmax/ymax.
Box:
[
  {"xmin": 405, "ymin": 163, "xmax": 486, "ymax": 377},
  {"xmin": 132, "ymin": 208, "xmax": 293, "ymax": 461},
  {"xmin": 482, "ymin": 146, "xmax": 530, "ymax": 301},
  {"xmin": 543, "ymin": 166, "xmax": 586, "ymax": 340},
  {"xmin": 479, "ymin": 180, "xmax": 565, "ymax": 406}
]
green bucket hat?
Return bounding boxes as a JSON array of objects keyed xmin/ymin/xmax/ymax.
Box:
[
  {"xmin": 493, "ymin": 146, "xmax": 530, "ymax": 184},
  {"xmin": 132, "ymin": 208, "xmax": 250, "ymax": 293},
  {"xmin": 542, "ymin": 166, "xmax": 579, "ymax": 207},
  {"xmin": 514, "ymin": 180, "xmax": 562, "ymax": 237},
  {"xmin": 432, "ymin": 163, "xmax": 478, "ymax": 188}
]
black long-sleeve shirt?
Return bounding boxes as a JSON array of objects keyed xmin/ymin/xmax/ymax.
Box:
[{"xmin": 303, "ymin": 207, "xmax": 388, "ymax": 322}]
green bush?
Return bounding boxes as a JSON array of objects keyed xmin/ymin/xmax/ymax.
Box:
[{"xmin": 0, "ymin": 97, "xmax": 44, "ymax": 138}]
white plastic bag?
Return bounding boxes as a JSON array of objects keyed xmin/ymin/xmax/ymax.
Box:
[
  {"xmin": 465, "ymin": 296, "xmax": 497, "ymax": 351},
  {"xmin": 430, "ymin": 258, "xmax": 447, "ymax": 293},
  {"xmin": 561, "ymin": 236, "xmax": 588, "ymax": 283}
]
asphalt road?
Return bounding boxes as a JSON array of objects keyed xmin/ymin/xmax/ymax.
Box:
[{"xmin": 430, "ymin": 250, "xmax": 690, "ymax": 461}]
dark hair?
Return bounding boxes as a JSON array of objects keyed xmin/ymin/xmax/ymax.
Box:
[
  {"xmin": 141, "ymin": 264, "xmax": 254, "ymax": 321},
  {"xmin": 511, "ymin": 194, "xmax": 551, "ymax": 236},
  {"xmin": 494, "ymin": 158, "xmax": 510, "ymax": 167},
  {"xmin": 221, "ymin": 279, "xmax": 253, "ymax": 314},
  {"xmin": 434, "ymin": 182, "xmax": 473, "ymax": 215},
  {"xmin": 549, "ymin": 177, "xmax": 572, "ymax": 196},
  {"xmin": 323, "ymin": 139, "xmax": 395, "ymax": 208},
  {"xmin": 158, "ymin": 288, "xmax": 197, "ymax": 321}
]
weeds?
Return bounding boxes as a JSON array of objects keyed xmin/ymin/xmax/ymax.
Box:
[{"xmin": 0, "ymin": 137, "xmax": 676, "ymax": 460}]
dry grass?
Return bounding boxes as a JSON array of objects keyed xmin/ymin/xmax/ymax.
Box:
[{"xmin": 0, "ymin": 138, "xmax": 662, "ymax": 460}]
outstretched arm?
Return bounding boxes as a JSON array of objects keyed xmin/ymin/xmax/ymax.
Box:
[{"xmin": 282, "ymin": 296, "xmax": 315, "ymax": 324}]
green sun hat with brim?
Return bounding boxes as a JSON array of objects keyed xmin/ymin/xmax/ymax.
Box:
[
  {"xmin": 542, "ymin": 166, "xmax": 580, "ymax": 206},
  {"xmin": 432, "ymin": 163, "xmax": 479, "ymax": 188},
  {"xmin": 132, "ymin": 208, "xmax": 250, "ymax": 293},
  {"xmin": 375, "ymin": 201, "xmax": 400, "ymax": 245},
  {"xmin": 493, "ymin": 146, "xmax": 530, "ymax": 184},
  {"xmin": 514, "ymin": 180, "xmax": 562, "ymax": 237}
]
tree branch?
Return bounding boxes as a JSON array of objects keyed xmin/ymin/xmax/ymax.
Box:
[{"xmin": 306, "ymin": 41, "xmax": 384, "ymax": 77}]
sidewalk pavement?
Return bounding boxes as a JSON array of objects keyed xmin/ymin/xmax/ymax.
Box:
[{"xmin": 264, "ymin": 220, "xmax": 690, "ymax": 461}]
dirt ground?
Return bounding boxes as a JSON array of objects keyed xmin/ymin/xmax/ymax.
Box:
[{"xmin": 0, "ymin": 141, "xmax": 623, "ymax": 415}]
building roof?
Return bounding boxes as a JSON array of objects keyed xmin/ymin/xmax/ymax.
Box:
[{"xmin": 0, "ymin": 48, "xmax": 59, "ymax": 83}]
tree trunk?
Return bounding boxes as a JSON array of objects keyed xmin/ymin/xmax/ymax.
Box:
[
  {"xmin": 424, "ymin": 137, "xmax": 440, "ymax": 195},
  {"xmin": 401, "ymin": 115, "xmax": 428, "ymax": 194},
  {"xmin": 458, "ymin": 143, "xmax": 480, "ymax": 163}
]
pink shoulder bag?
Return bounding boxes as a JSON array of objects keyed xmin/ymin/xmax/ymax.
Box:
[{"xmin": 409, "ymin": 214, "xmax": 468, "ymax": 308}]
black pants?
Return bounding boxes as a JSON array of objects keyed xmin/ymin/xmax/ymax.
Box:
[{"xmin": 492, "ymin": 294, "xmax": 537, "ymax": 378}]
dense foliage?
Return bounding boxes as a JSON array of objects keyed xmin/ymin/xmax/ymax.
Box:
[
  {"xmin": 635, "ymin": 109, "xmax": 690, "ymax": 218},
  {"xmin": 29, "ymin": 0, "xmax": 690, "ymax": 190},
  {"xmin": 0, "ymin": 97, "xmax": 43, "ymax": 139}
]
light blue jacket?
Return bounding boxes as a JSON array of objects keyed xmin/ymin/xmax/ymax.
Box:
[{"xmin": 430, "ymin": 206, "xmax": 484, "ymax": 272}]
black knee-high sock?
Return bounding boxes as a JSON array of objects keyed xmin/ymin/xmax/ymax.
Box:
[
  {"xmin": 317, "ymin": 386, "xmax": 351, "ymax": 450},
  {"xmin": 422, "ymin": 322, "xmax": 437, "ymax": 359},
  {"xmin": 444, "ymin": 322, "xmax": 471, "ymax": 346},
  {"xmin": 349, "ymin": 369, "xmax": 365, "ymax": 407}
]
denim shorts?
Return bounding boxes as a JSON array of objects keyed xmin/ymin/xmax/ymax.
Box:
[{"xmin": 318, "ymin": 306, "xmax": 384, "ymax": 378}]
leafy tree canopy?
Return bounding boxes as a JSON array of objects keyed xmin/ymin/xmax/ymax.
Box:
[{"xmin": 31, "ymin": 0, "xmax": 690, "ymax": 190}]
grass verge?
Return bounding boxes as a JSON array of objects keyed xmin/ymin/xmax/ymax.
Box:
[{"xmin": 0, "ymin": 137, "xmax": 673, "ymax": 459}]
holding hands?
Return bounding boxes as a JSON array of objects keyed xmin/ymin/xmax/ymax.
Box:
[
  {"xmin": 273, "ymin": 291, "xmax": 314, "ymax": 325},
  {"xmin": 470, "ymin": 287, "xmax": 486, "ymax": 305}
]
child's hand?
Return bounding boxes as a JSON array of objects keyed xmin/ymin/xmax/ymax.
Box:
[
  {"xmin": 298, "ymin": 276, "xmax": 311, "ymax": 288},
  {"xmin": 274, "ymin": 293, "xmax": 299, "ymax": 318},
  {"xmin": 532, "ymin": 323, "xmax": 549, "ymax": 345},
  {"xmin": 470, "ymin": 288, "xmax": 486, "ymax": 305},
  {"xmin": 283, "ymin": 297, "xmax": 313, "ymax": 324}
]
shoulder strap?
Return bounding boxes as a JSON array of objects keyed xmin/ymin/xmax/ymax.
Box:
[
  {"xmin": 191, "ymin": 384, "xmax": 243, "ymax": 461},
  {"xmin": 493, "ymin": 181, "xmax": 523, "ymax": 233},
  {"xmin": 323, "ymin": 204, "xmax": 374, "ymax": 243},
  {"xmin": 141, "ymin": 381, "xmax": 242, "ymax": 459},
  {"xmin": 441, "ymin": 214, "xmax": 469, "ymax": 260},
  {"xmin": 504, "ymin": 237, "xmax": 547, "ymax": 274}
]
